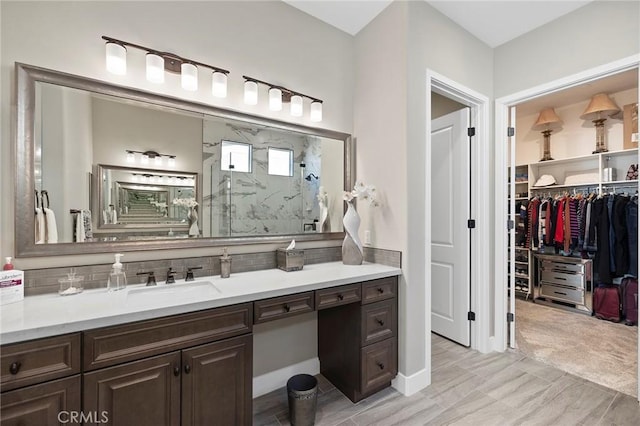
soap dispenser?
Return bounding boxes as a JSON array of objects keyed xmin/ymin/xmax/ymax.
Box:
[
  {"xmin": 107, "ymin": 253, "xmax": 127, "ymax": 291},
  {"xmin": 220, "ymin": 248, "xmax": 231, "ymax": 278}
]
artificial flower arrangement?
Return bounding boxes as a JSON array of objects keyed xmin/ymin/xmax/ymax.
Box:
[
  {"xmin": 343, "ymin": 181, "xmax": 379, "ymax": 207},
  {"xmin": 172, "ymin": 197, "xmax": 198, "ymax": 208}
]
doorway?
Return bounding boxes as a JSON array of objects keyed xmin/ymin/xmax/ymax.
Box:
[
  {"xmin": 495, "ymin": 56, "xmax": 640, "ymax": 399},
  {"xmin": 426, "ymin": 70, "xmax": 491, "ymax": 357}
]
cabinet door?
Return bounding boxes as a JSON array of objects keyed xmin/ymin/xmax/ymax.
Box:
[
  {"xmin": 181, "ymin": 335, "xmax": 252, "ymax": 426},
  {"xmin": 83, "ymin": 352, "xmax": 181, "ymax": 426},
  {"xmin": 0, "ymin": 375, "xmax": 81, "ymax": 426}
]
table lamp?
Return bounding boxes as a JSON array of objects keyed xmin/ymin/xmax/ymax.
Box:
[
  {"xmin": 533, "ymin": 107, "xmax": 562, "ymax": 161},
  {"xmin": 581, "ymin": 93, "xmax": 620, "ymax": 154}
]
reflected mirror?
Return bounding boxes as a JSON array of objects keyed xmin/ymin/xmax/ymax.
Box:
[{"xmin": 16, "ymin": 63, "xmax": 351, "ymax": 257}]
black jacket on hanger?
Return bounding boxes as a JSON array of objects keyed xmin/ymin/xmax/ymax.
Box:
[{"xmin": 592, "ymin": 197, "xmax": 612, "ymax": 284}]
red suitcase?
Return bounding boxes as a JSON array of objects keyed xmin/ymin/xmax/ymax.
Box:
[
  {"xmin": 621, "ymin": 277, "xmax": 638, "ymax": 326},
  {"xmin": 593, "ymin": 285, "xmax": 621, "ymax": 322}
]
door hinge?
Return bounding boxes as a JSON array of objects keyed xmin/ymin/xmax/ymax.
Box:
[
  {"xmin": 507, "ymin": 220, "xmax": 514, "ymax": 230},
  {"xmin": 507, "ymin": 312, "xmax": 514, "ymax": 322},
  {"xmin": 468, "ymin": 311, "xmax": 476, "ymax": 321},
  {"xmin": 467, "ymin": 219, "xmax": 476, "ymax": 229},
  {"xmin": 467, "ymin": 127, "xmax": 476, "ymax": 137},
  {"xmin": 507, "ymin": 127, "xmax": 515, "ymax": 137}
]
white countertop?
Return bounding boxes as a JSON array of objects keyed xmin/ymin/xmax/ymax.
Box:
[{"xmin": 0, "ymin": 262, "xmax": 401, "ymax": 345}]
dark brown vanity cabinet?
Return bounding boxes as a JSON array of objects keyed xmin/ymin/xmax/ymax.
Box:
[
  {"xmin": 82, "ymin": 303, "xmax": 253, "ymax": 426},
  {"xmin": 318, "ymin": 277, "xmax": 398, "ymax": 402},
  {"xmin": 0, "ymin": 333, "xmax": 81, "ymax": 425}
]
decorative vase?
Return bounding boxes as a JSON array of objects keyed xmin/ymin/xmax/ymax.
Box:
[
  {"xmin": 318, "ymin": 203, "xmax": 329, "ymax": 233},
  {"xmin": 188, "ymin": 206, "xmax": 199, "ymax": 237},
  {"xmin": 342, "ymin": 201, "xmax": 363, "ymax": 265}
]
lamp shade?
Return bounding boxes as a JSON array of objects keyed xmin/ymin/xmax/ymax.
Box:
[
  {"xmin": 581, "ymin": 93, "xmax": 620, "ymax": 120},
  {"xmin": 211, "ymin": 71, "xmax": 227, "ymax": 98},
  {"xmin": 310, "ymin": 101, "xmax": 323, "ymax": 122},
  {"xmin": 290, "ymin": 95, "xmax": 303, "ymax": 117},
  {"xmin": 533, "ymin": 108, "xmax": 562, "ymax": 130},
  {"xmin": 146, "ymin": 53, "xmax": 165, "ymax": 84},
  {"xmin": 269, "ymin": 87, "xmax": 282, "ymax": 111},
  {"xmin": 181, "ymin": 63, "xmax": 198, "ymax": 91},
  {"xmin": 244, "ymin": 81, "xmax": 258, "ymax": 105},
  {"xmin": 105, "ymin": 42, "xmax": 127, "ymax": 75}
]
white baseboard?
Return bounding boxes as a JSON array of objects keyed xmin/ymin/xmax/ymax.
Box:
[
  {"xmin": 391, "ymin": 368, "xmax": 430, "ymax": 396},
  {"xmin": 253, "ymin": 358, "xmax": 320, "ymax": 399}
]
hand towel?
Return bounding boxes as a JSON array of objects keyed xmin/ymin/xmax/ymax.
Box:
[
  {"xmin": 111, "ymin": 210, "xmax": 118, "ymax": 225},
  {"xmin": 43, "ymin": 207, "xmax": 58, "ymax": 243},
  {"xmin": 35, "ymin": 208, "xmax": 45, "ymax": 244},
  {"xmin": 75, "ymin": 211, "xmax": 86, "ymax": 242},
  {"xmin": 82, "ymin": 209, "xmax": 93, "ymax": 239}
]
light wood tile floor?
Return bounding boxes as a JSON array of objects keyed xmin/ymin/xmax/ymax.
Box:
[{"xmin": 253, "ymin": 333, "xmax": 640, "ymax": 425}]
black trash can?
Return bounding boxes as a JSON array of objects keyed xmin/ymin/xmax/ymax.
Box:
[{"xmin": 286, "ymin": 374, "xmax": 318, "ymax": 426}]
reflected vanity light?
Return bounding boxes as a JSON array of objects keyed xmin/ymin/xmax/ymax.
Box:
[
  {"xmin": 103, "ymin": 36, "xmax": 229, "ymax": 97},
  {"xmin": 243, "ymin": 75, "xmax": 323, "ymax": 122},
  {"xmin": 126, "ymin": 150, "xmax": 176, "ymax": 167}
]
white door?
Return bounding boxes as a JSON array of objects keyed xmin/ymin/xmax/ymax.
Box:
[{"xmin": 431, "ymin": 107, "xmax": 471, "ymax": 346}]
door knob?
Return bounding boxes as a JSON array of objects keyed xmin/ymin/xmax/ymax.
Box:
[
  {"xmin": 337, "ymin": 294, "xmax": 344, "ymax": 301},
  {"xmin": 376, "ymin": 362, "xmax": 385, "ymax": 370},
  {"xmin": 184, "ymin": 364, "xmax": 191, "ymax": 374},
  {"xmin": 377, "ymin": 288, "xmax": 384, "ymax": 294},
  {"xmin": 9, "ymin": 361, "xmax": 21, "ymax": 375},
  {"xmin": 173, "ymin": 365, "xmax": 180, "ymax": 376},
  {"xmin": 283, "ymin": 304, "xmax": 291, "ymax": 312},
  {"xmin": 376, "ymin": 319, "xmax": 385, "ymax": 326}
]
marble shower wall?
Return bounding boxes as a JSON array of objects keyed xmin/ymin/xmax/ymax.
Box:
[{"xmin": 202, "ymin": 118, "xmax": 321, "ymax": 237}]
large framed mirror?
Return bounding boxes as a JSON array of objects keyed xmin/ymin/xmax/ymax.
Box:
[{"xmin": 15, "ymin": 63, "xmax": 352, "ymax": 257}]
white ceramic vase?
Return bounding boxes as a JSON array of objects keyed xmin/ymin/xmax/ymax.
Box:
[
  {"xmin": 188, "ymin": 206, "xmax": 199, "ymax": 237},
  {"xmin": 318, "ymin": 202, "xmax": 329, "ymax": 233},
  {"xmin": 342, "ymin": 201, "xmax": 363, "ymax": 265}
]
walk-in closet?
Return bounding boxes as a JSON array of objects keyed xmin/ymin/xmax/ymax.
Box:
[{"xmin": 508, "ymin": 67, "xmax": 639, "ymax": 397}]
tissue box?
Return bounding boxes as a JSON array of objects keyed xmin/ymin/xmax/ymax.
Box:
[
  {"xmin": 277, "ymin": 249, "xmax": 304, "ymax": 272},
  {"xmin": 1, "ymin": 270, "xmax": 24, "ymax": 305}
]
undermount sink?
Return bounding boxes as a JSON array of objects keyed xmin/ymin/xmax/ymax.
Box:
[{"xmin": 125, "ymin": 280, "xmax": 222, "ymax": 307}]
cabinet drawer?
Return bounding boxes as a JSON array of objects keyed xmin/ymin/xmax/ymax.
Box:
[
  {"xmin": 316, "ymin": 284, "xmax": 361, "ymax": 310},
  {"xmin": 254, "ymin": 292, "xmax": 314, "ymax": 324},
  {"xmin": 362, "ymin": 277, "xmax": 397, "ymax": 304},
  {"xmin": 361, "ymin": 338, "xmax": 397, "ymax": 395},
  {"xmin": 84, "ymin": 303, "xmax": 252, "ymax": 371},
  {"xmin": 540, "ymin": 283, "xmax": 584, "ymax": 304},
  {"xmin": 361, "ymin": 300, "xmax": 396, "ymax": 346},
  {"xmin": 1, "ymin": 333, "xmax": 81, "ymax": 392},
  {"xmin": 541, "ymin": 270, "xmax": 584, "ymax": 287},
  {"xmin": 541, "ymin": 260, "xmax": 584, "ymax": 274}
]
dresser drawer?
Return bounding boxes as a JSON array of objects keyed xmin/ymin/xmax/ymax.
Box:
[
  {"xmin": 84, "ymin": 303, "xmax": 252, "ymax": 371},
  {"xmin": 360, "ymin": 338, "xmax": 397, "ymax": 395},
  {"xmin": 316, "ymin": 284, "xmax": 361, "ymax": 310},
  {"xmin": 362, "ymin": 277, "xmax": 397, "ymax": 305},
  {"xmin": 540, "ymin": 283, "xmax": 584, "ymax": 304},
  {"xmin": 1, "ymin": 333, "xmax": 81, "ymax": 392},
  {"xmin": 361, "ymin": 300, "xmax": 396, "ymax": 346},
  {"xmin": 541, "ymin": 270, "xmax": 584, "ymax": 288},
  {"xmin": 541, "ymin": 260, "xmax": 584, "ymax": 274},
  {"xmin": 253, "ymin": 292, "xmax": 314, "ymax": 324}
]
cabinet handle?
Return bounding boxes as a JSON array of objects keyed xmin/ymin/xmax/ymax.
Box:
[
  {"xmin": 173, "ymin": 365, "xmax": 180, "ymax": 376},
  {"xmin": 377, "ymin": 288, "xmax": 384, "ymax": 294},
  {"xmin": 376, "ymin": 362, "xmax": 385, "ymax": 370},
  {"xmin": 184, "ymin": 364, "xmax": 191, "ymax": 374},
  {"xmin": 9, "ymin": 361, "xmax": 21, "ymax": 375},
  {"xmin": 337, "ymin": 294, "xmax": 344, "ymax": 301},
  {"xmin": 376, "ymin": 319, "xmax": 385, "ymax": 326},
  {"xmin": 283, "ymin": 304, "xmax": 291, "ymax": 313}
]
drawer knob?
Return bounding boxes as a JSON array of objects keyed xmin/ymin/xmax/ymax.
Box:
[
  {"xmin": 377, "ymin": 288, "xmax": 384, "ymax": 294},
  {"xmin": 283, "ymin": 304, "xmax": 291, "ymax": 313},
  {"xmin": 9, "ymin": 361, "xmax": 21, "ymax": 375},
  {"xmin": 184, "ymin": 364, "xmax": 191, "ymax": 374},
  {"xmin": 376, "ymin": 319, "xmax": 385, "ymax": 326},
  {"xmin": 173, "ymin": 365, "xmax": 180, "ymax": 376},
  {"xmin": 337, "ymin": 294, "xmax": 344, "ymax": 301},
  {"xmin": 376, "ymin": 362, "xmax": 385, "ymax": 370}
]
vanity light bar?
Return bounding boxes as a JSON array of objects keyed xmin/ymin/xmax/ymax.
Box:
[
  {"xmin": 126, "ymin": 150, "xmax": 176, "ymax": 167},
  {"xmin": 131, "ymin": 173, "xmax": 194, "ymax": 186},
  {"xmin": 243, "ymin": 75, "xmax": 323, "ymax": 122},
  {"xmin": 103, "ymin": 36, "xmax": 229, "ymax": 97}
]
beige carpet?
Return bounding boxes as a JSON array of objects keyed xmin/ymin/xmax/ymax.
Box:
[{"xmin": 515, "ymin": 298, "xmax": 638, "ymax": 397}]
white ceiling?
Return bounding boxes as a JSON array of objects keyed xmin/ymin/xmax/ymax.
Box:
[{"xmin": 283, "ymin": 0, "xmax": 594, "ymax": 48}]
